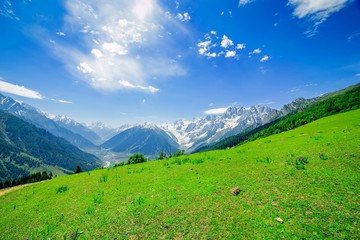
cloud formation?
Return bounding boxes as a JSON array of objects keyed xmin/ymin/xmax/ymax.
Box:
[
  {"xmin": 0, "ymin": 79, "xmax": 44, "ymax": 99},
  {"xmin": 238, "ymin": 0, "xmax": 254, "ymax": 7},
  {"xmin": 176, "ymin": 12, "xmax": 191, "ymax": 22},
  {"xmin": 0, "ymin": 0, "xmax": 19, "ymax": 20},
  {"xmin": 260, "ymin": 55, "xmax": 270, "ymax": 62},
  {"xmin": 48, "ymin": 0, "xmax": 187, "ymax": 93},
  {"xmin": 197, "ymin": 31, "xmax": 246, "ymax": 59},
  {"xmin": 289, "ymin": 0, "xmax": 353, "ymax": 35},
  {"xmin": 0, "ymin": 78, "xmax": 72, "ymax": 103},
  {"xmin": 204, "ymin": 107, "xmax": 228, "ymax": 115}
]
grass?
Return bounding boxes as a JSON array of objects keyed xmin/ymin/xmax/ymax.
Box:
[{"xmin": 0, "ymin": 110, "xmax": 359, "ymax": 239}]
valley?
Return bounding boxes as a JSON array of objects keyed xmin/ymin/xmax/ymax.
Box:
[{"xmin": 0, "ymin": 109, "xmax": 359, "ymax": 239}]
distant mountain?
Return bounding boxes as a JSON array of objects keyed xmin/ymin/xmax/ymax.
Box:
[
  {"xmin": 101, "ymin": 123, "xmax": 179, "ymax": 157},
  {"xmin": 0, "ymin": 110, "xmax": 101, "ymax": 182},
  {"xmin": 0, "ymin": 94, "xmax": 98, "ymax": 150},
  {"xmin": 50, "ymin": 115, "xmax": 103, "ymax": 145},
  {"xmin": 160, "ymin": 105, "xmax": 279, "ymax": 152},
  {"xmin": 87, "ymin": 122, "xmax": 132, "ymax": 141}
]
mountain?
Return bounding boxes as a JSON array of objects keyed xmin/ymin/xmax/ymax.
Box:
[
  {"xmin": 0, "ymin": 94, "xmax": 98, "ymax": 150},
  {"xmin": 159, "ymin": 105, "xmax": 280, "ymax": 152},
  {"xmin": 197, "ymin": 83, "xmax": 360, "ymax": 152},
  {"xmin": 87, "ymin": 122, "xmax": 133, "ymax": 142},
  {"xmin": 0, "ymin": 110, "xmax": 102, "ymax": 182},
  {"xmin": 2, "ymin": 109, "xmax": 359, "ymax": 239},
  {"xmin": 50, "ymin": 115, "xmax": 103, "ymax": 145},
  {"xmin": 280, "ymin": 97, "xmax": 316, "ymax": 115},
  {"xmin": 101, "ymin": 123, "xmax": 179, "ymax": 157}
]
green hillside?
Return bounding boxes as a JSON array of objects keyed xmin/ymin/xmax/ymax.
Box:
[
  {"xmin": 199, "ymin": 83, "xmax": 360, "ymax": 152},
  {"xmin": 0, "ymin": 110, "xmax": 102, "ymax": 182},
  {"xmin": 0, "ymin": 110, "xmax": 359, "ymax": 239}
]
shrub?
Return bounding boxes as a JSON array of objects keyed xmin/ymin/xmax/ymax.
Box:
[
  {"xmin": 127, "ymin": 153, "xmax": 147, "ymax": 165},
  {"xmin": 99, "ymin": 174, "xmax": 108, "ymax": 183},
  {"xmin": 56, "ymin": 185, "xmax": 68, "ymax": 193},
  {"xmin": 294, "ymin": 157, "xmax": 308, "ymax": 170},
  {"xmin": 319, "ymin": 153, "xmax": 329, "ymax": 160}
]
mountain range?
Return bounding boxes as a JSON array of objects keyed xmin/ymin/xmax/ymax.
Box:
[
  {"xmin": 0, "ymin": 93, "xmax": 317, "ymax": 157},
  {"xmin": 0, "ymin": 83, "xmax": 358, "ymax": 181},
  {"xmin": 0, "ymin": 94, "xmax": 99, "ymax": 150}
]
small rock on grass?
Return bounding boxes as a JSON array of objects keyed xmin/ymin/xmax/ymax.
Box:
[
  {"xmin": 231, "ymin": 187, "xmax": 241, "ymax": 195},
  {"xmin": 275, "ymin": 217, "xmax": 283, "ymax": 224}
]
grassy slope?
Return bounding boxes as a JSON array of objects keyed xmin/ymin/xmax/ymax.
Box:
[{"xmin": 0, "ymin": 110, "xmax": 359, "ymax": 239}]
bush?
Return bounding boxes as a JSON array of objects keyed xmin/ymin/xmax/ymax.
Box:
[
  {"xmin": 56, "ymin": 185, "xmax": 68, "ymax": 193},
  {"xmin": 127, "ymin": 153, "xmax": 147, "ymax": 165}
]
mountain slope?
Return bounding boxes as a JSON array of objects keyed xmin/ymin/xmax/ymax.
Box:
[
  {"xmin": 0, "ymin": 94, "xmax": 98, "ymax": 150},
  {"xmin": 0, "ymin": 110, "xmax": 102, "ymax": 182},
  {"xmin": 87, "ymin": 122, "xmax": 133, "ymax": 141},
  {"xmin": 51, "ymin": 115, "xmax": 103, "ymax": 145},
  {"xmin": 101, "ymin": 124, "xmax": 179, "ymax": 156},
  {"xmin": 1, "ymin": 109, "xmax": 358, "ymax": 239},
  {"xmin": 199, "ymin": 83, "xmax": 360, "ymax": 152}
]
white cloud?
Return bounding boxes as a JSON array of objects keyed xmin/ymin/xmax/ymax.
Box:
[
  {"xmin": 56, "ymin": 31, "xmax": 66, "ymax": 36},
  {"xmin": 51, "ymin": 99, "xmax": 73, "ymax": 104},
  {"xmin": 102, "ymin": 42, "xmax": 128, "ymax": 56},
  {"xmin": 0, "ymin": 0, "xmax": 19, "ymax": 20},
  {"xmin": 260, "ymin": 55, "xmax": 270, "ymax": 62},
  {"xmin": 197, "ymin": 32, "xmax": 246, "ymax": 59},
  {"xmin": 43, "ymin": 0, "xmax": 187, "ymax": 94},
  {"xmin": 225, "ymin": 51, "xmax": 237, "ymax": 58},
  {"xmin": 91, "ymin": 49, "xmax": 103, "ymax": 58},
  {"xmin": 238, "ymin": 0, "xmax": 254, "ymax": 7},
  {"xmin": 236, "ymin": 43, "xmax": 246, "ymax": 50},
  {"xmin": 289, "ymin": 0, "xmax": 352, "ymax": 35},
  {"xmin": 355, "ymin": 73, "xmax": 360, "ymax": 77},
  {"xmin": 77, "ymin": 62, "xmax": 94, "ymax": 74},
  {"xmin": 176, "ymin": 12, "xmax": 191, "ymax": 22},
  {"xmin": 251, "ymin": 48, "xmax": 262, "ymax": 54},
  {"xmin": 204, "ymin": 107, "xmax": 228, "ymax": 115},
  {"xmin": 141, "ymin": 99, "xmax": 146, "ymax": 104},
  {"xmin": 221, "ymin": 35, "xmax": 234, "ymax": 48},
  {"xmin": 0, "ymin": 80, "xmax": 44, "ymax": 99}
]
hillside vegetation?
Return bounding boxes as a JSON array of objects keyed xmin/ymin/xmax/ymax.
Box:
[
  {"xmin": 0, "ymin": 110, "xmax": 359, "ymax": 239},
  {"xmin": 200, "ymin": 83, "xmax": 360, "ymax": 152},
  {"xmin": 0, "ymin": 110, "xmax": 101, "ymax": 182}
]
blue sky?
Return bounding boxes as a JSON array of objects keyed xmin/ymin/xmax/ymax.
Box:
[{"xmin": 0, "ymin": 0, "xmax": 359, "ymax": 126}]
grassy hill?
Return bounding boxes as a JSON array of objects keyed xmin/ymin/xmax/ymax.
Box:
[
  {"xmin": 0, "ymin": 110, "xmax": 359, "ymax": 239},
  {"xmin": 198, "ymin": 83, "xmax": 360, "ymax": 152}
]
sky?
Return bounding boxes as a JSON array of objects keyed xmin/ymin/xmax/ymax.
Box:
[{"xmin": 0, "ymin": 0, "xmax": 359, "ymax": 126}]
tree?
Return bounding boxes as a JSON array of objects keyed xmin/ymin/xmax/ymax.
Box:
[
  {"xmin": 74, "ymin": 165, "xmax": 83, "ymax": 173},
  {"xmin": 127, "ymin": 153, "xmax": 147, "ymax": 165}
]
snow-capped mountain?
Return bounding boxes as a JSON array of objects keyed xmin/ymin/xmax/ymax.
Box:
[
  {"xmin": 49, "ymin": 115, "xmax": 103, "ymax": 145},
  {"xmin": 0, "ymin": 94, "xmax": 98, "ymax": 150},
  {"xmin": 159, "ymin": 105, "xmax": 280, "ymax": 152},
  {"xmin": 87, "ymin": 122, "xmax": 133, "ymax": 141}
]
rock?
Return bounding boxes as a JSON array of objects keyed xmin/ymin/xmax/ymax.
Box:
[
  {"xmin": 275, "ymin": 217, "xmax": 283, "ymax": 224},
  {"xmin": 231, "ymin": 187, "xmax": 241, "ymax": 195}
]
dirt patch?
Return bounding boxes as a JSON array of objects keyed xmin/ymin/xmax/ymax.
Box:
[{"xmin": 0, "ymin": 182, "xmax": 39, "ymax": 197}]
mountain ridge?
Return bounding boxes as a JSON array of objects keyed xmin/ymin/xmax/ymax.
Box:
[{"xmin": 0, "ymin": 110, "xmax": 102, "ymax": 182}]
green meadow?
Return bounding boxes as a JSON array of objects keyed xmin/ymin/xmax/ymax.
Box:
[{"xmin": 1, "ymin": 110, "xmax": 359, "ymax": 239}]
